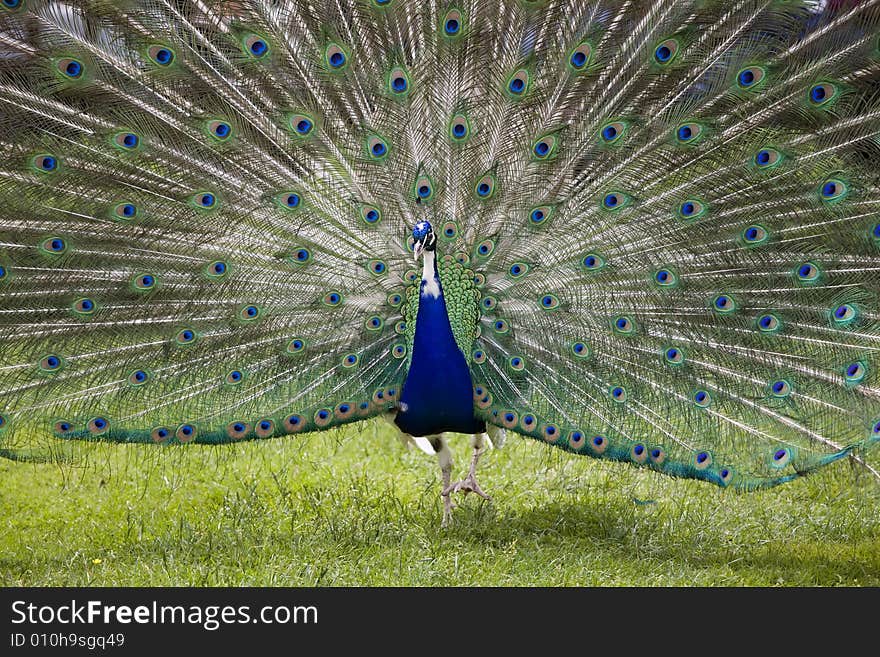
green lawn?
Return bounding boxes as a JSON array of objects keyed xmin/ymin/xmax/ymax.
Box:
[{"xmin": 2, "ymin": 419, "xmax": 878, "ymax": 586}]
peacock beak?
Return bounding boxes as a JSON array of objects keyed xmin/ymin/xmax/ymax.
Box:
[{"xmin": 413, "ymin": 239, "xmax": 425, "ymax": 262}]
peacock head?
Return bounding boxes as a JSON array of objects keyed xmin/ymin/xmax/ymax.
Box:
[{"xmin": 412, "ymin": 220, "xmax": 436, "ymax": 262}]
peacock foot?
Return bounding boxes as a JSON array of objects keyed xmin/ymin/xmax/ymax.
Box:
[{"xmin": 443, "ymin": 473, "xmax": 491, "ymax": 500}]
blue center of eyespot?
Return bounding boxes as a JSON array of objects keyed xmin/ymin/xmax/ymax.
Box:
[
  {"xmin": 141, "ymin": 275, "xmax": 154, "ymax": 287},
  {"xmin": 250, "ymin": 40, "xmax": 267, "ymax": 56},
  {"xmin": 656, "ymin": 270, "xmax": 669, "ymax": 282},
  {"xmin": 847, "ymin": 363, "xmax": 861, "ymax": 377},
  {"xmin": 260, "ymin": 421, "xmax": 271, "ymax": 430},
  {"xmin": 873, "ymin": 421, "xmax": 880, "ymax": 433},
  {"xmin": 546, "ymin": 426, "xmax": 556, "ymax": 435},
  {"xmin": 65, "ymin": 60, "xmax": 82, "ymax": 77},
  {"xmin": 329, "ymin": 294, "xmax": 340, "ymax": 303},
  {"xmin": 289, "ymin": 415, "xmax": 301, "ymax": 425},
  {"xmin": 215, "ymin": 123, "xmax": 230, "ymax": 137},
  {"xmin": 94, "ymin": 418, "xmax": 108, "ymax": 429},
  {"xmin": 0, "ymin": 266, "xmax": 6, "ymax": 278},
  {"xmin": 477, "ymin": 183, "xmax": 490, "ymax": 196},
  {"xmin": 372, "ymin": 142, "xmax": 386, "ymax": 156},
  {"xmin": 287, "ymin": 194, "xmax": 300, "ymax": 207},
  {"xmin": 509, "ymin": 77, "xmax": 525, "ymax": 93},
  {"xmin": 122, "ymin": 204, "xmax": 135, "ymax": 217},
  {"xmin": 651, "ymin": 449, "xmax": 662, "ymax": 459},
  {"xmin": 835, "ymin": 306, "xmax": 847, "ymax": 319},
  {"xmin": 60, "ymin": 422, "xmax": 70, "ymax": 432},
  {"xmin": 201, "ymin": 194, "xmax": 214, "ymax": 206},
  {"xmin": 42, "ymin": 157, "xmax": 57, "ymax": 170},
  {"xmin": 512, "ymin": 358, "xmax": 522, "ymax": 366},
  {"xmin": 760, "ymin": 315, "xmax": 773, "ymax": 328},
  {"xmin": 531, "ymin": 209, "xmax": 544, "ymax": 222},
  {"xmin": 810, "ymin": 85, "xmax": 826, "ymax": 102},
  {"xmin": 602, "ymin": 125, "xmax": 617, "ymax": 141},
  {"xmin": 696, "ymin": 452, "xmax": 708, "ymax": 463},
  {"xmin": 745, "ymin": 227, "xmax": 758, "ymax": 240},
  {"xmin": 695, "ymin": 391, "xmax": 706, "ymax": 402},
  {"xmin": 231, "ymin": 370, "xmax": 242, "ymax": 380},
  {"xmin": 213, "ymin": 262, "xmax": 226, "ymax": 274},
  {"xmin": 318, "ymin": 410, "xmax": 329, "ymax": 420},
  {"xmin": 445, "ymin": 18, "xmax": 459, "ymax": 34},
  {"xmin": 612, "ymin": 387, "xmax": 623, "ymax": 397},
  {"xmin": 4, "ymin": 0, "xmax": 22, "ymax": 7},
  {"xmin": 245, "ymin": 306, "xmax": 257, "ymax": 317},
  {"xmin": 182, "ymin": 330, "xmax": 193, "ymax": 340},
  {"xmin": 296, "ymin": 250, "xmax": 309, "ymax": 261},
  {"xmin": 453, "ymin": 123, "xmax": 466, "ymax": 137},
  {"xmin": 681, "ymin": 202, "xmax": 695, "ymax": 216},
  {"xmin": 542, "ymin": 296, "xmax": 553, "ymax": 306},
  {"xmin": 772, "ymin": 381, "xmax": 786, "ymax": 393},
  {"xmin": 50, "ymin": 239, "xmax": 64, "ymax": 251},
  {"xmin": 593, "ymin": 436, "xmax": 604, "ymax": 446},
  {"xmin": 799, "ymin": 264, "xmax": 813, "ymax": 278},
  {"xmin": 365, "ymin": 209, "xmax": 379, "ymax": 223},
  {"xmin": 571, "ymin": 51, "xmax": 587, "ymax": 68},
  {"xmin": 535, "ymin": 141, "xmax": 549, "ymax": 156},
  {"xmin": 634, "ymin": 444, "xmax": 644, "ymax": 456},
  {"xmin": 233, "ymin": 423, "xmax": 245, "ymax": 433},
  {"xmin": 716, "ymin": 296, "xmax": 729, "ymax": 308},
  {"xmin": 677, "ymin": 125, "xmax": 692, "ymax": 140},
  {"xmin": 774, "ymin": 449, "xmax": 787, "ymax": 461},
  {"xmin": 585, "ymin": 256, "xmax": 596, "ymax": 268},
  {"xmin": 604, "ymin": 194, "xmax": 618, "ymax": 208},
  {"xmin": 81, "ymin": 299, "xmax": 94, "ymax": 311},
  {"xmin": 296, "ymin": 119, "xmax": 312, "ymax": 134},
  {"xmin": 667, "ymin": 348, "xmax": 678, "ymax": 359},
  {"xmin": 329, "ymin": 52, "xmax": 345, "ymax": 68},
  {"xmin": 181, "ymin": 425, "xmax": 193, "ymax": 435},
  {"xmin": 392, "ymin": 76, "xmax": 407, "ymax": 92},
  {"xmin": 756, "ymin": 150, "xmax": 770, "ymax": 165},
  {"xmin": 418, "ymin": 185, "xmax": 430, "ymax": 198},
  {"xmin": 616, "ymin": 318, "xmax": 628, "ymax": 329},
  {"xmin": 123, "ymin": 133, "xmax": 138, "ymax": 148},
  {"xmin": 156, "ymin": 48, "xmax": 172, "ymax": 64},
  {"xmin": 511, "ymin": 265, "xmax": 521, "ymax": 275},
  {"xmin": 292, "ymin": 340, "xmax": 303, "ymax": 350},
  {"xmin": 822, "ymin": 182, "xmax": 837, "ymax": 197},
  {"xmin": 739, "ymin": 69, "xmax": 754, "ymax": 86},
  {"xmin": 655, "ymin": 45, "xmax": 671, "ymax": 62},
  {"xmin": 47, "ymin": 356, "xmax": 59, "ymax": 368}
]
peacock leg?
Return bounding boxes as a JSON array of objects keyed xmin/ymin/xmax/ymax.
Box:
[
  {"xmin": 428, "ymin": 434, "xmax": 457, "ymax": 527},
  {"xmin": 443, "ymin": 433, "xmax": 492, "ymax": 503}
]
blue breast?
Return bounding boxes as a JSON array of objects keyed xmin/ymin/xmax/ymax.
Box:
[{"xmin": 395, "ymin": 259, "xmax": 485, "ymax": 437}]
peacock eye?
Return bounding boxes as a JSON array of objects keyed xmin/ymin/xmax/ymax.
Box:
[
  {"xmin": 148, "ymin": 45, "xmax": 175, "ymax": 66},
  {"xmin": 325, "ymin": 43, "xmax": 348, "ymax": 70},
  {"xmin": 736, "ymin": 65, "xmax": 766, "ymax": 89},
  {"xmin": 244, "ymin": 35, "xmax": 270, "ymax": 58},
  {"xmin": 808, "ymin": 82, "xmax": 838, "ymax": 107},
  {"xmin": 443, "ymin": 10, "xmax": 463, "ymax": 37},
  {"xmin": 507, "ymin": 69, "xmax": 530, "ymax": 96},
  {"xmin": 569, "ymin": 42, "xmax": 592, "ymax": 70},
  {"xmin": 675, "ymin": 122, "xmax": 703, "ymax": 144},
  {"xmin": 819, "ymin": 178, "xmax": 847, "ymax": 202},
  {"xmin": 600, "ymin": 121, "xmax": 626, "ymax": 145},
  {"xmin": 678, "ymin": 199, "xmax": 706, "ymax": 220},
  {"xmin": 653, "ymin": 38, "xmax": 679, "ymax": 65}
]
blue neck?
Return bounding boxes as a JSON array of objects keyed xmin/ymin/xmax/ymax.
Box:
[{"xmin": 394, "ymin": 252, "xmax": 484, "ymax": 437}]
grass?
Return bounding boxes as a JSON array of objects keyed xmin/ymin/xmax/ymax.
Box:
[{"xmin": 1, "ymin": 419, "xmax": 878, "ymax": 586}]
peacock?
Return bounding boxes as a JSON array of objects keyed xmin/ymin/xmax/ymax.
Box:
[{"xmin": 1, "ymin": 0, "xmax": 879, "ymax": 526}]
